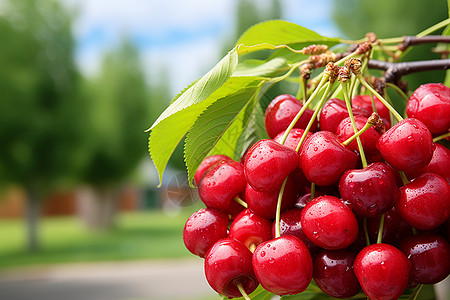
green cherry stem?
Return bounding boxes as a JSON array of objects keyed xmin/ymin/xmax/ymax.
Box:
[
  {"xmin": 363, "ymin": 218, "xmax": 371, "ymax": 246},
  {"xmin": 355, "ymin": 74, "xmax": 404, "ymax": 122},
  {"xmin": 275, "ymin": 178, "xmax": 288, "ymax": 238},
  {"xmin": 236, "ymin": 281, "xmax": 251, "ymax": 300},
  {"xmin": 341, "ymin": 81, "xmax": 368, "ymax": 168},
  {"xmin": 410, "ymin": 284, "xmax": 424, "ymax": 300},
  {"xmin": 310, "ymin": 182, "xmax": 316, "ymax": 200},
  {"xmin": 341, "ymin": 119, "xmax": 375, "ymax": 147},
  {"xmin": 433, "ymin": 132, "xmax": 450, "ymax": 143},
  {"xmin": 376, "ymin": 214, "xmax": 385, "ymax": 244},
  {"xmin": 295, "ymin": 81, "xmax": 333, "ymax": 153},
  {"xmin": 399, "ymin": 171, "xmax": 410, "ymax": 186},
  {"xmin": 234, "ymin": 197, "xmax": 248, "ymax": 208},
  {"xmin": 279, "ymin": 75, "xmax": 329, "ymax": 145},
  {"xmin": 386, "ymin": 82, "xmax": 410, "ymax": 104}
]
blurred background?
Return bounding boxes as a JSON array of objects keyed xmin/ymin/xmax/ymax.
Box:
[{"xmin": 0, "ymin": 0, "xmax": 447, "ymax": 299}]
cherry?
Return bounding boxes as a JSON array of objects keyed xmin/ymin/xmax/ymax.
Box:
[
  {"xmin": 272, "ymin": 207, "xmax": 321, "ymax": 253},
  {"xmin": 336, "ymin": 115, "xmax": 381, "ymax": 157},
  {"xmin": 229, "ymin": 209, "xmax": 272, "ymax": 250},
  {"xmin": 367, "ymin": 207, "xmax": 413, "ymax": 246},
  {"xmin": 198, "ymin": 160, "xmax": 246, "ymax": 212},
  {"xmin": 405, "ymin": 143, "xmax": 450, "ymax": 183},
  {"xmin": 252, "ymin": 235, "xmax": 313, "ymax": 295},
  {"xmin": 183, "ymin": 208, "xmax": 229, "ymax": 258},
  {"xmin": 299, "ymin": 131, "xmax": 358, "ymax": 186},
  {"xmin": 264, "ymin": 94, "xmax": 317, "ymax": 139},
  {"xmin": 204, "ymin": 238, "xmax": 259, "ymax": 298},
  {"xmin": 244, "ymin": 139, "xmax": 299, "ymax": 193},
  {"xmin": 399, "ymin": 233, "xmax": 450, "ymax": 287},
  {"xmin": 273, "ymin": 128, "xmax": 312, "ymax": 151},
  {"xmin": 313, "ymin": 249, "xmax": 361, "ymax": 299},
  {"xmin": 245, "ymin": 176, "xmax": 298, "ymax": 219},
  {"xmin": 339, "ymin": 162, "xmax": 399, "ymax": 218},
  {"xmin": 194, "ymin": 155, "xmax": 232, "ymax": 186},
  {"xmin": 319, "ymin": 98, "xmax": 370, "ymax": 133},
  {"xmin": 354, "ymin": 243, "xmax": 410, "ymax": 300},
  {"xmin": 406, "ymin": 83, "xmax": 450, "ymax": 135},
  {"xmin": 352, "ymin": 94, "xmax": 390, "ymax": 122},
  {"xmin": 376, "ymin": 118, "xmax": 435, "ymax": 173},
  {"xmin": 300, "ymin": 195, "xmax": 359, "ymax": 250},
  {"xmin": 396, "ymin": 173, "xmax": 450, "ymax": 230}
]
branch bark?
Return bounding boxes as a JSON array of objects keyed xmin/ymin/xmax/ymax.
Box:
[{"xmin": 398, "ymin": 35, "xmax": 450, "ymax": 51}]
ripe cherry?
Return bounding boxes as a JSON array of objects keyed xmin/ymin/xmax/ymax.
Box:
[
  {"xmin": 352, "ymin": 94, "xmax": 390, "ymax": 122},
  {"xmin": 300, "ymin": 195, "xmax": 359, "ymax": 250},
  {"xmin": 252, "ymin": 235, "xmax": 313, "ymax": 295},
  {"xmin": 273, "ymin": 128, "xmax": 312, "ymax": 151},
  {"xmin": 313, "ymin": 249, "xmax": 361, "ymax": 298},
  {"xmin": 405, "ymin": 143, "xmax": 450, "ymax": 183},
  {"xmin": 354, "ymin": 243, "xmax": 410, "ymax": 300},
  {"xmin": 183, "ymin": 208, "xmax": 229, "ymax": 258},
  {"xmin": 396, "ymin": 173, "xmax": 450, "ymax": 230},
  {"xmin": 376, "ymin": 118, "xmax": 435, "ymax": 173},
  {"xmin": 407, "ymin": 83, "xmax": 450, "ymax": 135},
  {"xmin": 399, "ymin": 233, "xmax": 450, "ymax": 287},
  {"xmin": 245, "ymin": 176, "xmax": 298, "ymax": 219},
  {"xmin": 194, "ymin": 155, "xmax": 232, "ymax": 186},
  {"xmin": 204, "ymin": 238, "xmax": 259, "ymax": 298},
  {"xmin": 319, "ymin": 98, "xmax": 370, "ymax": 133},
  {"xmin": 299, "ymin": 131, "xmax": 358, "ymax": 186},
  {"xmin": 265, "ymin": 94, "xmax": 317, "ymax": 138},
  {"xmin": 198, "ymin": 160, "xmax": 246, "ymax": 212},
  {"xmin": 244, "ymin": 139, "xmax": 298, "ymax": 193},
  {"xmin": 339, "ymin": 162, "xmax": 399, "ymax": 218},
  {"xmin": 229, "ymin": 209, "xmax": 272, "ymax": 250},
  {"xmin": 272, "ymin": 207, "xmax": 321, "ymax": 253}
]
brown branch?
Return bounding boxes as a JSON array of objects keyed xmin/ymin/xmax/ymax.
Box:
[{"xmin": 399, "ymin": 35, "xmax": 450, "ymax": 51}]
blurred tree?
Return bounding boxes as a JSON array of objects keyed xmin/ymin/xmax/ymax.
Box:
[
  {"xmin": 0, "ymin": 0, "xmax": 90, "ymax": 251},
  {"xmin": 80, "ymin": 38, "xmax": 163, "ymax": 230},
  {"xmin": 333, "ymin": 0, "xmax": 448, "ymax": 89}
]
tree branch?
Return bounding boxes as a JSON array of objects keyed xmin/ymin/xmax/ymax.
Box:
[{"xmin": 398, "ymin": 35, "xmax": 450, "ymax": 51}]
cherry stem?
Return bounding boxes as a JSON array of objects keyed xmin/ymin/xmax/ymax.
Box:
[
  {"xmin": 355, "ymin": 73, "xmax": 404, "ymax": 122},
  {"xmin": 433, "ymin": 132, "xmax": 450, "ymax": 143},
  {"xmin": 410, "ymin": 284, "xmax": 423, "ymax": 300},
  {"xmin": 234, "ymin": 197, "xmax": 248, "ymax": 208},
  {"xmin": 341, "ymin": 81, "xmax": 368, "ymax": 168},
  {"xmin": 363, "ymin": 218, "xmax": 370, "ymax": 246},
  {"xmin": 279, "ymin": 75, "xmax": 329, "ymax": 145},
  {"xmin": 399, "ymin": 171, "xmax": 410, "ymax": 186},
  {"xmin": 236, "ymin": 281, "xmax": 251, "ymax": 300},
  {"xmin": 376, "ymin": 214, "xmax": 385, "ymax": 244},
  {"xmin": 310, "ymin": 182, "xmax": 316, "ymax": 200},
  {"xmin": 370, "ymin": 94, "xmax": 377, "ymax": 114},
  {"xmin": 386, "ymin": 82, "xmax": 410, "ymax": 104},
  {"xmin": 342, "ymin": 121, "xmax": 374, "ymax": 147},
  {"xmin": 295, "ymin": 81, "xmax": 333, "ymax": 153},
  {"xmin": 275, "ymin": 178, "xmax": 288, "ymax": 238}
]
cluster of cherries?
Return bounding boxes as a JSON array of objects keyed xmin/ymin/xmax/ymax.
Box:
[{"xmin": 183, "ymin": 82, "xmax": 450, "ymax": 299}]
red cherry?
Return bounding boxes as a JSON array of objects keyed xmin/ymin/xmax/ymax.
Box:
[
  {"xmin": 300, "ymin": 195, "xmax": 359, "ymax": 250},
  {"xmin": 198, "ymin": 160, "xmax": 246, "ymax": 212},
  {"xmin": 299, "ymin": 131, "xmax": 358, "ymax": 186},
  {"xmin": 352, "ymin": 94, "xmax": 390, "ymax": 121},
  {"xmin": 265, "ymin": 94, "xmax": 318, "ymax": 138},
  {"xmin": 339, "ymin": 162, "xmax": 399, "ymax": 218},
  {"xmin": 252, "ymin": 235, "xmax": 313, "ymax": 295},
  {"xmin": 183, "ymin": 208, "xmax": 229, "ymax": 258},
  {"xmin": 244, "ymin": 139, "xmax": 299, "ymax": 193},
  {"xmin": 245, "ymin": 176, "xmax": 298, "ymax": 219},
  {"xmin": 204, "ymin": 238, "xmax": 259, "ymax": 298},
  {"xmin": 376, "ymin": 118, "xmax": 435, "ymax": 173},
  {"xmin": 399, "ymin": 233, "xmax": 450, "ymax": 286},
  {"xmin": 319, "ymin": 98, "xmax": 370, "ymax": 133},
  {"xmin": 194, "ymin": 155, "xmax": 232, "ymax": 186},
  {"xmin": 272, "ymin": 207, "xmax": 321, "ymax": 253},
  {"xmin": 396, "ymin": 173, "xmax": 450, "ymax": 230},
  {"xmin": 313, "ymin": 249, "xmax": 361, "ymax": 298},
  {"xmin": 336, "ymin": 115, "xmax": 381, "ymax": 157},
  {"xmin": 405, "ymin": 143, "xmax": 450, "ymax": 183},
  {"xmin": 273, "ymin": 128, "xmax": 312, "ymax": 151},
  {"xmin": 229, "ymin": 209, "xmax": 272, "ymax": 250},
  {"xmin": 354, "ymin": 243, "xmax": 410, "ymax": 300},
  {"xmin": 407, "ymin": 83, "xmax": 450, "ymax": 134}
]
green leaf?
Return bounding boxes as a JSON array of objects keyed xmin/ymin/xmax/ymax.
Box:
[
  {"xmin": 147, "ymin": 49, "xmax": 238, "ymax": 131},
  {"xmin": 184, "ymin": 77, "xmax": 264, "ymax": 184},
  {"xmin": 149, "ymin": 76, "xmax": 263, "ymax": 185},
  {"xmin": 234, "ymin": 57, "xmax": 288, "ymax": 77}
]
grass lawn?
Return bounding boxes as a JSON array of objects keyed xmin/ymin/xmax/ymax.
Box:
[{"xmin": 0, "ymin": 208, "xmax": 199, "ymax": 270}]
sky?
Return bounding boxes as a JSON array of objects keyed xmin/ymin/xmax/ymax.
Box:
[{"xmin": 64, "ymin": 0, "xmax": 341, "ymax": 96}]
